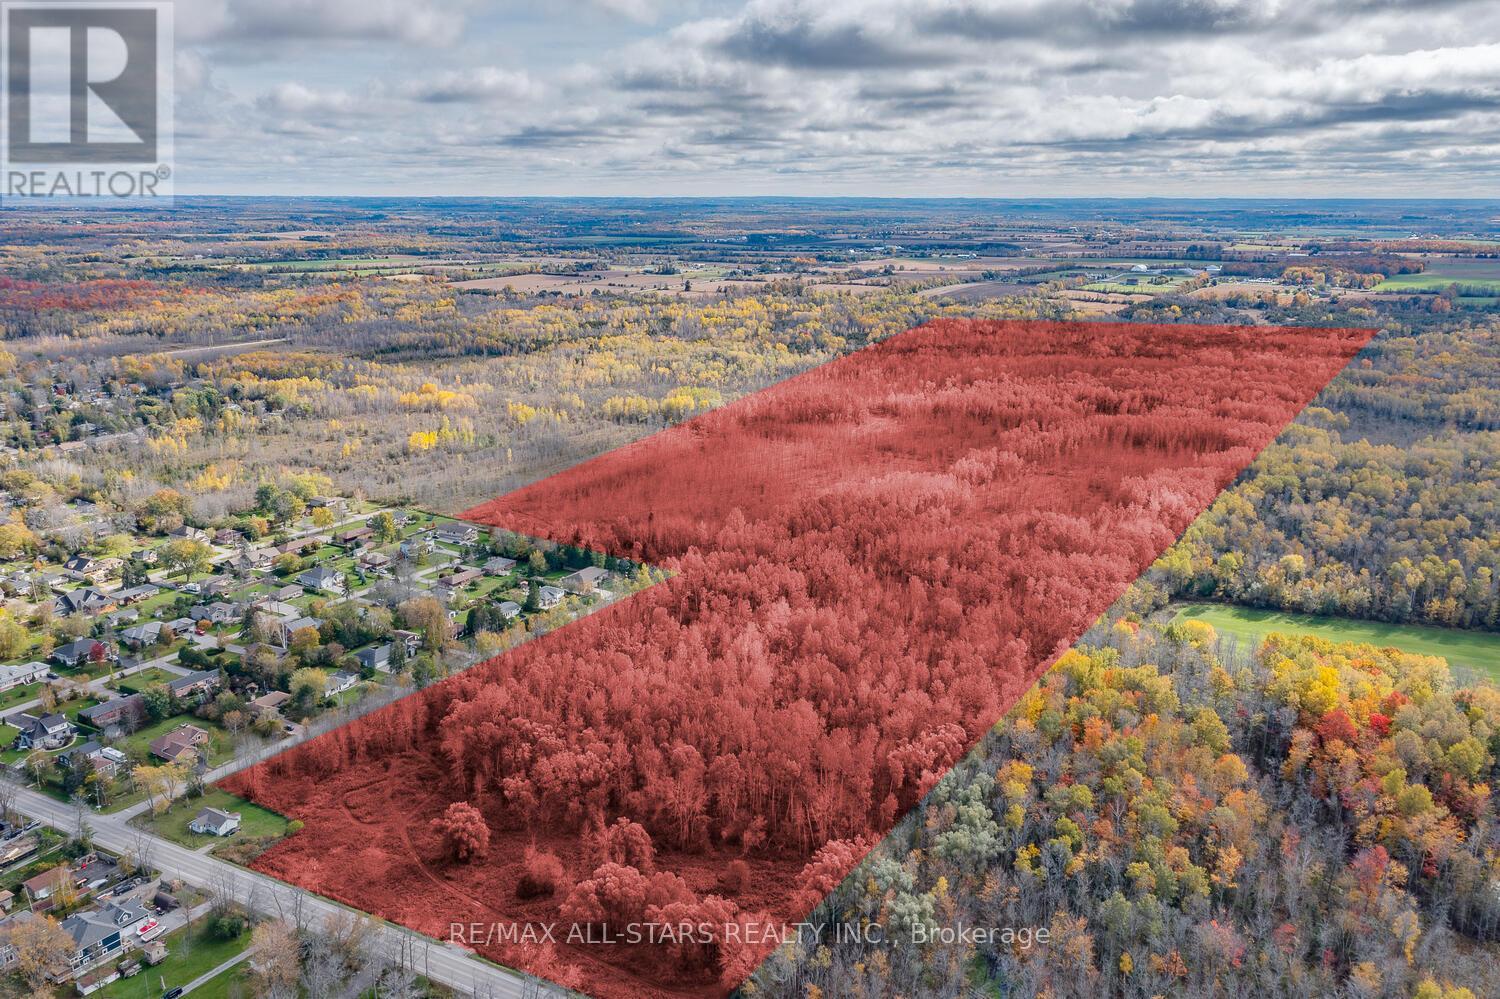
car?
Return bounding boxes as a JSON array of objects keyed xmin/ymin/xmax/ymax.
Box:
[
  {"xmin": 162, "ymin": 989, "xmax": 184, "ymax": 999},
  {"xmin": 45, "ymin": 671, "xmax": 59, "ymax": 680}
]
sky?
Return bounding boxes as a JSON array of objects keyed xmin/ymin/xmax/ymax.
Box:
[{"xmin": 167, "ymin": 0, "xmax": 1500, "ymax": 197}]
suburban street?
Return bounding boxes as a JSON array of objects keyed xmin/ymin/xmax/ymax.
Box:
[{"xmin": 3, "ymin": 781, "xmax": 538, "ymax": 998}]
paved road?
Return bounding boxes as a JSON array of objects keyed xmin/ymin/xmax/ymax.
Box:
[{"xmin": 5, "ymin": 782, "xmax": 536, "ymax": 998}]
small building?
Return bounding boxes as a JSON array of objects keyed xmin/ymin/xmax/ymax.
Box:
[
  {"xmin": 112, "ymin": 584, "xmax": 160, "ymax": 604},
  {"xmin": 336, "ymin": 525, "xmax": 374, "ymax": 547},
  {"xmin": 297, "ymin": 566, "xmax": 345, "ymax": 595},
  {"xmin": 250, "ymin": 690, "xmax": 290, "ymax": 718},
  {"xmin": 188, "ymin": 806, "xmax": 241, "ymax": 837},
  {"xmin": 483, "ymin": 556, "xmax": 517, "ymax": 576},
  {"xmin": 60, "ymin": 741, "xmax": 127, "ymax": 779},
  {"xmin": 148, "ymin": 724, "xmax": 210, "ymax": 765},
  {"xmin": 438, "ymin": 567, "xmax": 482, "ymax": 590},
  {"xmin": 324, "ymin": 670, "xmax": 359, "ymax": 696},
  {"xmin": 433, "ymin": 522, "xmax": 480, "ymax": 546},
  {"xmin": 22, "ymin": 865, "xmax": 71, "ymax": 903},
  {"xmin": 53, "ymin": 588, "xmax": 114, "ymax": 618},
  {"xmin": 78, "ymin": 695, "xmax": 145, "ymax": 733},
  {"xmin": 356, "ymin": 550, "xmax": 392, "ymax": 573},
  {"xmin": 52, "ymin": 638, "xmax": 115, "ymax": 668},
  {"xmin": 559, "ymin": 566, "xmax": 610, "ymax": 592},
  {"xmin": 354, "ymin": 644, "xmax": 392, "ymax": 672},
  {"xmin": 117, "ymin": 621, "xmax": 163, "ymax": 649},
  {"xmin": 167, "ymin": 669, "xmax": 220, "ymax": 702},
  {"xmin": 0, "ymin": 661, "xmax": 47, "ymax": 692},
  {"xmin": 10, "ymin": 711, "xmax": 75, "ymax": 751}
]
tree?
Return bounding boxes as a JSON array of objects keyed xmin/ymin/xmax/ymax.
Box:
[
  {"xmin": 3, "ymin": 913, "xmax": 74, "ymax": 989},
  {"xmin": 371, "ymin": 510, "xmax": 399, "ymax": 544},
  {"xmin": 290, "ymin": 667, "xmax": 328, "ymax": 714},
  {"xmin": 249, "ymin": 919, "xmax": 302, "ymax": 999},
  {"xmin": 524, "ymin": 579, "xmax": 541, "ymax": 612},
  {"xmin": 431, "ymin": 801, "xmax": 489, "ymax": 862},
  {"xmin": 397, "ymin": 596, "xmax": 451, "ymax": 651},
  {"xmin": 161, "ymin": 538, "xmax": 213, "ymax": 580},
  {"xmin": 0, "ymin": 610, "xmax": 28, "ymax": 660}
]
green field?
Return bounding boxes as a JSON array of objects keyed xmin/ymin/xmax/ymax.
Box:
[
  {"xmin": 135, "ymin": 787, "xmax": 289, "ymax": 848},
  {"xmin": 93, "ymin": 922, "xmax": 253, "ymax": 998},
  {"xmin": 1171, "ymin": 603, "xmax": 1500, "ymax": 682}
]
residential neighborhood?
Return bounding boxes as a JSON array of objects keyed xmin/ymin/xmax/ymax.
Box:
[{"xmin": 0, "ymin": 488, "xmax": 651, "ymax": 994}]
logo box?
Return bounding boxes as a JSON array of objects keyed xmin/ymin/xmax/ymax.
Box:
[{"xmin": 2, "ymin": 1, "xmax": 173, "ymax": 201}]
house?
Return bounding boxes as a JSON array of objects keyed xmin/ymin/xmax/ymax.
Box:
[
  {"xmin": 272, "ymin": 583, "xmax": 303, "ymax": 602},
  {"xmin": 112, "ymin": 584, "xmax": 160, "ymax": 604},
  {"xmin": 59, "ymin": 898, "xmax": 150, "ymax": 974},
  {"xmin": 53, "ymin": 587, "xmax": 114, "ymax": 617},
  {"xmin": 270, "ymin": 615, "xmax": 321, "ymax": 647},
  {"xmin": 356, "ymin": 550, "xmax": 392, "ymax": 573},
  {"xmin": 0, "ymin": 910, "xmax": 34, "ymax": 969},
  {"xmin": 336, "ymin": 525, "xmax": 374, "ymax": 547},
  {"xmin": 0, "ymin": 889, "xmax": 12, "ymax": 912},
  {"xmin": 148, "ymin": 724, "xmax": 210, "ymax": 765},
  {"xmin": 188, "ymin": 806, "xmax": 241, "ymax": 837},
  {"xmin": 434, "ymin": 522, "xmax": 480, "ymax": 546},
  {"xmin": 78, "ymin": 695, "xmax": 145, "ymax": 733},
  {"xmin": 167, "ymin": 525, "xmax": 207, "ymax": 542},
  {"xmin": 60, "ymin": 741, "xmax": 127, "ymax": 779},
  {"xmin": 0, "ymin": 661, "xmax": 47, "ymax": 692},
  {"xmin": 392, "ymin": 629, "xmax": 421, "ymax": 656},
  {"xmin": 537, "ymin": 585, "xmax": 566, "ymax": 610},
  {"xmin": 249, "ymin": 690, "xmax": 290, "ymax": 718},
  {"xmin": 52, "ymin": 638, "xmax": 114, "ymax": 668},
  {"xmin": 63, "ymin": 555, "xmax": 122, "ymax": 583},
  {"xmin": 234, "ymin": 548, "xmax": 275, "ymax": 572},
  {"xmin": 277, "ymin": 537, "xmax": 319, "ymax": 555},
  {"xmin": 22, "ymin": 865, "xmax": 71, "ymax": 903},
  {"xmin": 497, "ymin": 600, "xmax": 522, "ymax": 620},
  {"xmin": 483, "ymin": 556, "xmax": 517, "ymax": 576},
  {"xmin": 325, "ymin": 670, "xmax": 359, "ymax": 696},
  {"xmin": 297, "ymin": 566, "xmax": 345, "ymax": 595},
  {"xmin": 167, "ymin": 669, "xmax": 220, "ymax": 702},
  {"xmin": 213, "ymin": 528, "xmax": 244, "ymax": 547},
  {"xmin": 438, "ymin": 567, "xmax": 482, "ymax": 590},
  {"xmin": 130, "ymin": 547, "xmax": 158, "ymax": 566},
  {"xmin": 399, "ymin": 535, "xmax": 434, "ymax": 558},
  {"xmin": 354, "ymin": 643, "xmax": 393, "ymax": 672},
  {"xmin": 560, "ymin": 566, "xmax": 610, "ymax": 592},
  {"xmin": 104, "ymin": 608, "xmax": 140, "ymax": 629},
  {"xmin": 10, "ymin": 712, "xmax": 75, "ymax": 751},
  {"xmin": 200, "ymin": 576, "xmax": 236, "ymax": 599},
  {"xmin": 308, "ymin": 496, "xmax": 346, "ymax": 514},
  {"xmin": 117, "ymin": 621, "xmax": 163, "ymax": 649},
  {"xmin": 188, "ymin": 601, "xmax": 242, "ymax": 626}
]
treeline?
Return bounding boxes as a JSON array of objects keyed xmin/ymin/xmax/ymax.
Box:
[{"xmin": 747, "ymin": 623, "xmax": 1500, "ymax": 999}]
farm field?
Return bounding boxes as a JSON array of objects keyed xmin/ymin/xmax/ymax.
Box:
[{"xmin": 1171, "ymin": 602, "xmax": 1500, "ymax": 681}]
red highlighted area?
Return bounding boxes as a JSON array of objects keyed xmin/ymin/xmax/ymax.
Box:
[{"xmin": 222, "ymin": 319, "xmax": 1375, "ymax": 997}]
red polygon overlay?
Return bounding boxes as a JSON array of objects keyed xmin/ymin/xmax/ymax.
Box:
[{"xmin": 222, "ymin": 320, "xmax": 1375, "ymax": 998}]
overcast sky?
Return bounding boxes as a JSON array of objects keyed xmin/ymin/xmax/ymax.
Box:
[{"xmin": 171, "ymin": 0, "xmax": 1500, "ymax": 196}]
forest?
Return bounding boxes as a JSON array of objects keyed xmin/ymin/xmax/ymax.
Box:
[
  {"xmin": 220, "ymin": 319, "xmax": 1373, "ymax": 998},
  {"xmin": 746, "ymin": 619, "xmax": 1500, "ymax": 999},
  {"xmin": 1150, "ymin": 323, "xmax": 1500, "ymax": 631}
]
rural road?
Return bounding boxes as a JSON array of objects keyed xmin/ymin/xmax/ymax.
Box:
[{"xmin": 4, "ymin": 782, "xmax": 541, "ymax": 999}]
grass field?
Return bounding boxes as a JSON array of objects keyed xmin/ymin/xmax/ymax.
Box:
[
  {"xmin": 1171, "ymin": 603, "xmax": 1500, "ymax": 682},
  {"xmin": 93, "ymin": 922, "xmax": 253, "ymax": 998}
]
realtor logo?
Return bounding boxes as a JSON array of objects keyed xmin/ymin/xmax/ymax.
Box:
[{"xmin": 2, "ymin": 1, "xmax": 173, "ymax": 200}]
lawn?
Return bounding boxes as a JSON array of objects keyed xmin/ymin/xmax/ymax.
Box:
[
  {"xmin": 0, "ymin": 680, "xmax": 43, "ymax": 712},
  {"xmin": 189, "ymin": 962, "xmax": 254, "ymax": 999},
  {"xmin": 113, "ymin": 713, "xmax": 234, "ymax": 768},
  {"xmin": 134, "ymin": 787, "xmax": 288, "ymax": 849},
  {"xmin": 113, "ymin": 667, "xmax": 179, "ymax": 693},
  {"xmin": 1171, "ymin": 603, "xmax": 1500, "ymax": 683},
  {"xmin": 93, "ymin": 923, "xmax": 253, "ymax": 998}
]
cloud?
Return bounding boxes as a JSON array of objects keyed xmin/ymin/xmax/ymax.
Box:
[{"xmin": 171, "ymin": 0, "xmax": 1500, "ymax": 194}]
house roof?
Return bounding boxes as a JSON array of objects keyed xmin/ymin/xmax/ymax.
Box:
[
  {"xmin": 191, "ymin": 806, "xmax": 240, "ymax": 832},
  {"xmin": 167, "ymin": 670, "xmax": 218, "ymax": 694},
  {"xmin": 22, "ymin": 865, "xmax": 69, "ymax": 894},
  {"xmin": 250, "ymin": 690, "xmax": 290, "ymax": 710}
]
